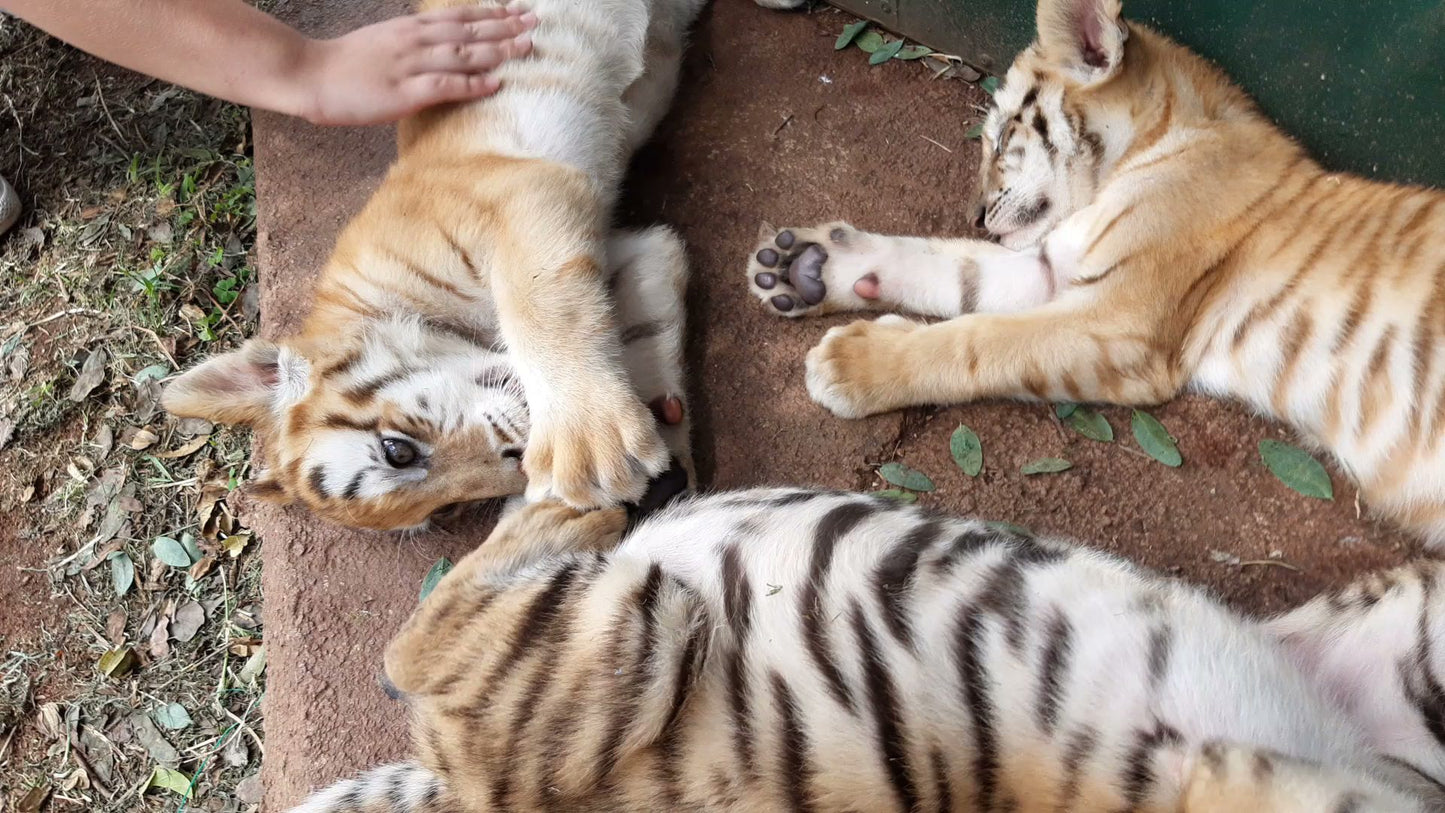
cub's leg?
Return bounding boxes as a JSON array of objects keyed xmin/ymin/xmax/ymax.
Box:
[
  {"xmin": 1262, "ymin": 561, "xmax": 1445, "ymax": 799},
  {"xmin": 606, "ymin": 227, "xmax": 694, "ymax": 488},
  {"xmin": 803, "ymin": 305, "xmax": 1185, "ymax": 419},
  {"xmin": 745, "ymin": 222, "xmax": 1052, "ymax": 318},
  {"xmin": 619, "ymin": 0, "xmax": 708, "ymax": 152},
  {"xmin": 1179, "ymin": 742, "xmax": 1430, "ymax": 813}
]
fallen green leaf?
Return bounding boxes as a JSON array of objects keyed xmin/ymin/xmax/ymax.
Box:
[
  {"xmin": 179, "ymin": 532, "xmax": 202, "ymax": 564},
  {"xmin": 132, "ymin": 363, "xmax": 170, "ymax": 384},
  {"xmin": 1021, "ymin": 457, "xmax": 1072, "ymax": 475},
  {"xmin": 1067, "ymin": 408, "xmax": 1114, "ymax": 443},
  {"xmin": 419, "ymin": 557, "xmax": 454, "ymax": 602},
  {"xmin": 98, "ymin": 647, "xmax": 137, "ymax": 679},
  {"xmin": 1258, "ymin": 440, "xmax": 1333, "ymax": 500},
  {"xmin": 875, "ymin": 489, "xmax": 919, "ymax": 504},
  {"xmin": 855, "ymin": 30, "xmax": 885, "ymax": 53},
  {"xmin": 950, "ymin": 425, "xmax": 983, "ymax": 477},
  {"xmin": 153, "ymin": 703, "xmax": 192, "ymax": 731},
  {"xmin": 980, "ymin": 75, "xmax": 1000, "ymax": 95},
  {"xmin": 109, "ymin": 552, "xmax": 134, "ymax": 597},
  {"xmin": 1131, "ymin": 410, "xmax": 1182, "ymax": 467},
  {"xmin": 836, "ymin": 20, "xmax": 868, "ymax": 50},
  {"xmin": 870, "ymin": 39, "xmax": 905, "ymax": 65},
  {"xmin": 964, "ymin": 122, "xmax": 985, "ymax": 140},
  {"xmin": 147, "ymin": 766, "xmax": 192, "ymax": 798},
  {"xmin": 896, "ymin": 45, "xmax": 933, "ymax": 60},
  {"xmin": 1054, "ymin": 402, "xmax": 1079, "ymax": 419},
  {"xmin": 878, "ymin": 462, "xmax": 936, "ymax": 492},
  {"xmin": 151, "ymin": 536, "xmax": 192, "ymax": 568}
]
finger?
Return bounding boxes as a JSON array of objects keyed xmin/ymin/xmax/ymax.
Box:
[
  {"xmin": 417, "ymin": 13, "xmax": 535, "ymax": 44},
  {"xmin": 401, "ymin": 72, "xmax": 504, "ymax": 111},
  {"xmin": 409, "ymin": 34, "xmax": 530, "ymax": 73},
  {"xmin": 414, "ymin": 5, "xmax": 520, "ymax": 24}
]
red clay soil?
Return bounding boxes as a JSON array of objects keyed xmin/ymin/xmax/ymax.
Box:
[{"xmin": 252, "ymin": 1, "xmax": 1418, "ymax": 808}]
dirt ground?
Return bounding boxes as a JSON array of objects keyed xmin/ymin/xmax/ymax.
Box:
[
  {"xmin": 0, "ymin": 14, "xmax": 264, "ymax": 813},
  {"xmin": 243, "ymin": 1, "xmax": 1421, "ymax": 810}
]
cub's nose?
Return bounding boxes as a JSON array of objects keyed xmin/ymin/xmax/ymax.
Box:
[{"xmin": 972, "ymin": 205, "xmax": 988, "ymax": 230}]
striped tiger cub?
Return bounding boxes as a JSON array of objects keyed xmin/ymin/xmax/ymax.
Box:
[
  {"xmin": 289, "ymin": 489, "xmax": 1445, "ymax": 812},
  {"xmin": 160, "ymin": 0, "xmax": 710, "ymax": 530},
  {"xmin": 744, "ymin": 0, "xmax": 1445, "ymax": 543}
]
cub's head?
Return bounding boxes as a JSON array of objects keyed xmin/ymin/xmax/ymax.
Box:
[
  {"xmin": 972, "ymin": 0, "xmax": 1131, "ymax": 249},
  {"xmin": 163, "ymin": 318, "xmax": 528, "ymax": 531}
]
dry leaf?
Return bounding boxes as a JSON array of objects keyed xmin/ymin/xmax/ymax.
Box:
[
  {"xmin": 127, "ymin": 713, "xmax": 179, "ymax": 766},
  {"xmin": 17, "ymin": 783, "xmax": 50, "ymax": 813},
  {"xmin": 149, "ymin": 615, "xmax": 171, "ymax": 659},
  {"xmin": 220, "ymin": 532, "xmax": 251, "ymax": 558},
  {"xmin": 157, "ymin": 434, "xmax": 209, "ymax": 459},
  {"xmin": 228, "ymin": 637, "xmax": 261, "ymax": 657},
  {"xmin": 175, "ymin": 417, "xmax": 213, "ymax": 436},
  {"xmin": 106, "ymin": 610, "xmax": 127, "ymax": 645},
  {"xmin": 188, "ymin": 555, "xmax": 216, "ymax": 580},
  {"xmin": 7, "ymin": 345, "xmax": 29, "ymax": 380},
  {"xmin": 155, "ymin": 198, "xmax": 175, "ymax": 217},
  {"xmin": 66, "ymin": 347, "xmax": 108, "ymax": 402},
  {"xmin": 221, "ymin": 733, "xmax": 249, "ymax": 768},
  {"xmin": 170, "ymin": 600, "xmax": 205, "ymax": 643},
  {"xmin": 234, "ymin": 774, "xmax": 263, "ymax": 805},
  {"xmin": 128, "ymin": 427, "xmax": 159, "ymax": 451},
  {"xmin": 0, "ymin": 418, "xmax": 14, "ymax": 452},
  {"xmin": 37, "ymin": 703, "xmax": 63, "ymax": 739},
  {"xmin": 97, "ymin": 647, "xmax": 137, "ymax": 679},
  {"xmin": 81, "ymin": 539, "xmax": 125, "ymax": 572},
  {"xmin": 179, "ymin": 304, "xmax": 206, "ymax": 323},
  {"xmin": 93, "ymin": 423, "xmax": 114, "ymax": 461}
]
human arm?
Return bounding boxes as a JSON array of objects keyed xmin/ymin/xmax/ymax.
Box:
[{"xmin": 0, "ymin": 0, "xmax": 535, "ymax": 125}]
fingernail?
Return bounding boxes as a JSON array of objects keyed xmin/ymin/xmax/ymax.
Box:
[
  {"xmin": 518, "ymin": 11, "xmax": 537, "ymax": 27},
  {"xmin": 514, "ymin": 33, "xmax": 532, "ymax": 51}
]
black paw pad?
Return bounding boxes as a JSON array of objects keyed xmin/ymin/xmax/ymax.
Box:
[
  {"xmin": 755, "ymin": 271, "xmax": 778, "ymax": 290},
  {"xmin": 775, "ymin": 230, "xmax": 795, "ymax": 249},
  {"xmin": 627, "ymin": 457, "xmax": 691, "ymax": 529},
  {"xmin": 756, "ymin": 248, "xmax": 779, "ymax": 267},
  {"xmin": 771, "ymin": 294, "xmax": 795, "ymax": 312},
  {"xmin": 789, "ymin": 244, "xmax": 828, "ymax": 305}
]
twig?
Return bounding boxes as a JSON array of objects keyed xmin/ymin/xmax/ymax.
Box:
[
  {"xmin": 918, "ymin": 134, "xmax": 952, "ymax": 153},
  {"xmin": 1238, "ymin": 559, "xmax": 1302, "ymax": 572},
  {"xmin": 24, "ymin": 307, "xmax": 104, "ymax": 332},
  {"xmin": 772, "ymin": 114, "xmax": 794, "ymax": 136},
  {"xmin": 92, "ymin": 77, "xmax": 125, "ymax": 142}
]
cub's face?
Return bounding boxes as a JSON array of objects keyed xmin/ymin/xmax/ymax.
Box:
[
  {"xmin": 972, "ymin": 0, "xmax": 1129, "ymax": 250},
  {"xmin": 163, "ymin": 320, "xmax": 528, "ymax": 531}
]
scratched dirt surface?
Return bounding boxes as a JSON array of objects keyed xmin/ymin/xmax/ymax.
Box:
[{"xmin": 252, "ymin": 1, "xmax": 1417, "ymax": 808}]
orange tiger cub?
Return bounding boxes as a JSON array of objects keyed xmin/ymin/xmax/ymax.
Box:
[
  {"xmin": 160, "ymin": 0, "xmax": 708, "ymax": 530},
  {"xmin": 743, "ymin": 0, "xmax": 1445, "ymax": 543}
]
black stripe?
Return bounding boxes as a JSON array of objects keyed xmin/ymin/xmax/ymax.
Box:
[
  {"xmin": 975, "ymin": 560, "xmax": 1030, "ymax": 653},
  {"xmin": 721, "ymin": 543, "xmax": 756, "ymax": 776},
  {"xmin": 1332, "ymin": 792, "xmax": 1364, "ymax": 813},
  {"xmin": 490, "ymin": 562, "xmax": 583, "ymax": 684},
  {"xmin": 342, "ymin": 469, "xmax": 366, "ymax": 501},
  {"xmin": 1402, "ymin": 571, "xmax": 1445, "ymax": 749},
  {"xmin": 592, "ymin": 565, "xmax": 666, "ymax": 783},
  {"xmin": 801, "ymin": 501, "xmax": 877, "ymax": 712},
  {"xmin": 852, "ymin": 600, "xmax": 919, "ymax": 811},
  {"xmin": 308, "ymin": 465, "xmax": 328, "ymax": 498},
  {"xmin": 930, "ymin": 747, "xmax": 952, "ymax": 813},
  {"xmin": 770, "ymin": 670, "xmax": 815, "ymax": 813},
  {"xmin": 1118, "ymin": 722, "xmax": 1184, "ymax": 812},
  {"xmin": 1034, "ymin": 610, "xmax": 1073, "ymax": 735},
  {"xmin": 621, "ymin": 320, "xmax": 670, "ymax": 344},
  {"xmin": 343, "ymin": 369, "xmax": 410, "ymax": 402},
  {"xmin": 426, "ymin": 318, "xmax": 496, "ymax": 348},
  {"xmin": 955, "ymin": 607, "xmax": 998, "ymax": 811},
  {"xmin": 873, "ymin": 517, "xmax": 946, "ymax": 651},
  {"xmin": 931, "ymin": 527, "xmax": 1003, "ymax": 574},
  {"xmin": 1055, "ymin": 727, "xmax": 1098, "ymax": 808},
  {"xmin": 321, "ymin": 413, "xmax": 379, "ymax": 433},
  {"xmin": 1146, "ymin": 624, "xmax": 1173, "ymax": 691}
]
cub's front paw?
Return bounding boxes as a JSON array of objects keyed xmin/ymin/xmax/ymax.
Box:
[
  {"xmin": 746, "ymin": 222, "xmax": 879, "ymax": 317},
  {"xmin": 805, "ymin": 315, "xmax": 920, "ymax": 418},
  {"xmin": 524, "ymin": 389, "xmax": 668, "ymax": 509},
  {"xmin": 493, "ymin": 499, "xmax": 629, "ymax": 553}
]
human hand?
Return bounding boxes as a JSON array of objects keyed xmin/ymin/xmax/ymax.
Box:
[{"xmin": 294, "ymin": 3, "xmax": 536, "ymax": 126}]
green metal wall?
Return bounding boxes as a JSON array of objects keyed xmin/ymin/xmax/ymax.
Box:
[{"xmin": 836, "ymin": 0, "xmax": 1445, "ymax": 187}]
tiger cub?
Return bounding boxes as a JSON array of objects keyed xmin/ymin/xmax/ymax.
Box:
[
  {"xmin": 743, "ymin": 0, "xmax": 1445, "ymax": 543},
  {"xmin": 160, "ymin": 0, "xmax": 709, "ymax": 530},
  {"xmin": 289, "ymin": 490, "xmax": 1445, "ymax": 812}
]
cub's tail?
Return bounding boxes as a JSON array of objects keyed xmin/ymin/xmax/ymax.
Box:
[{"xmin": 288, "ymin": 762, "xmax": 456, "ymax": 813}]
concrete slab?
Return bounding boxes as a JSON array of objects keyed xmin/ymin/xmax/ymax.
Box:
[{"xmin": 251, "ymin": 1, "xmax": 1415, "ymax": 809}]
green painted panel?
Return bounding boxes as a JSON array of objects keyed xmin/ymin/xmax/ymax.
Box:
[{"xmin": 838, "ymin": 0, "xmax": 1445, "ymax": 186}]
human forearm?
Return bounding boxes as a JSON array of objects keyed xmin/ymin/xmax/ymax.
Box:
[{"xmin": 0, "ymin": 0, "xmax": 535, "ymax": 125}]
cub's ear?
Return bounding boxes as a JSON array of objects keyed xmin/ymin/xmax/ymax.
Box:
[
  {"xmin": 242, "ymin": 470, "xmax": 294, "ymax": 505},
  {"xmin": 1036, "ymin": 0, "xmax": 1127, "ymax": 84},
  {"xmin": 162, "ymin": 340, "xmax": 310, "ymax": 428}
]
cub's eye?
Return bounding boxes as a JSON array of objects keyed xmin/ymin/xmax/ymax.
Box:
[
  {"xmin": 501, "ymin": 446, "xmax": 523, "ymax": 461},
  {"xmin": 381, "ymin": 438, "xmax": 419, "ymax": 468}
]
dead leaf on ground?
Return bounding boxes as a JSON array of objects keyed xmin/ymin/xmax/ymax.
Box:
[
  {"xmin": 149, "ymin": 614, "xmax": 171, "ymax": 659},
  {"xmin": 126, "ymin": 713, "xmax": 179, "ymax": 767},
  {"xmin": 106, "ymin": 610, "xmax": 127, "ymax": 645},
  {"xmin": 234, "ymin": 773, "xmax": 263, "ymax": 805},
  {"xmin": 128, "ymin": 427, "xmax": 159, "ymax": 451},
  {"xmin": 66, "ymin": 347, "xmax": 108, "ymax": 402},
  {"xmin": 170, "ymin": 600, "xmax": 205, "ymax": 642},
  {"xmin": 221, "ymin": 532, "xmax": 251, "ymax": 558},
  {"xmin": 93, "ymin": 423, "xmax": 114, "ymax": 460},
  {"xmin": 97, "ymin": 647, "xmax": 137, "ymax": 679},
  {"xmin": 188, "ymin": 554, "xmax": 217, "ymax": 580},
  {"xmin": 175, "ymin": 417, "xmax": 213, "ymax": 436},
  {"xmin": 81, "ymin": 538, "xmax": 125, "ymax": 572},
  {"xmin": 0, "ymin": 419, "xmax": 14, "ymax": 452},
  {"xmin": 229, "ymin": 637, "xmax": 261, "ymax": 657},
  {"xmin": 7, "ymin": 345, "xmax": 28, "ymax": 380},
  {"xmin": 222, "ymin": 732, "xmax": 249, "ymax": 768},
  {"xmin": 157, "ymin": 433, "xmax": 209, "ymax": 458},
  {"xmin": 37, "ymin": 703, "xmax": 63, "ymax": 739},
  {"xmin": 132, "ymin": 377, "xmax": 162, "ymax": 424},
  {"xmin": 17, "ymin": 782, "xmax": 50, "ymax": 813}
]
